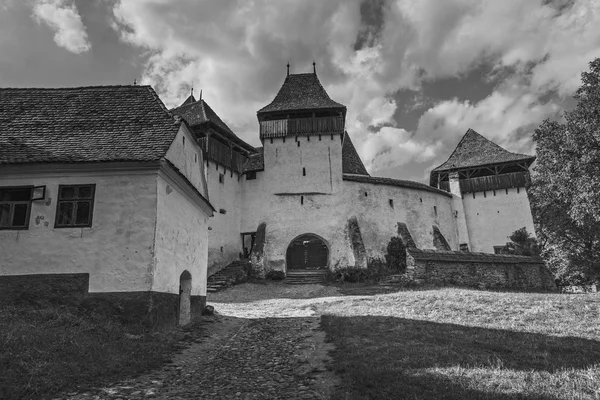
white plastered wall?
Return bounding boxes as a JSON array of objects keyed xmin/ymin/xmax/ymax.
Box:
[
  {"xmin": 205, "ymin": 160, "xmax": 243, "ymax": 274},
  {"xmin": 462, "ymin": 187, "xmax": 535, "ymax": 253},
  {"xmin": 0, "ymin": 167, "xmax": 158, "ymax": 292}
]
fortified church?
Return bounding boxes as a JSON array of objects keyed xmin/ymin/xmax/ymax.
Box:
[
  {"xmin": 170, "ymin": 67, "xmax": 537, "ymax": 279},
  {"xmin": 0, "ymin": 66, "xmax": 545, "ymax": 326}
]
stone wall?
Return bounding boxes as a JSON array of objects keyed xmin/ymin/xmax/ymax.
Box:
[
  {"xmin": 0, "ymin": 273, "xmax": 89, "ymax": 305},
  {"xmin": 406, "ymin": 249, "xmax": 556, "ymax": 291}
]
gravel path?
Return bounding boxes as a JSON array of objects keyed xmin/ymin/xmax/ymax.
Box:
[{"xmin": 58, "ymin": 283, "xmax": 343, "ymax": 400}]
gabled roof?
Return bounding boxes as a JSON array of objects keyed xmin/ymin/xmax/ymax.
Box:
[
  {"xmin": 0, "ymin": 85, "xmax": 182, "ymax": 164},
  {"xmin": 257, "ymin": 73, "xmax": 346, "ymax": 115},
  {"xmin": 342, "ymin": 132, "xmax": 369, "ymax": 176},
  {"xmin": 171, "ymin": 97, "xmax": 255, "ymax": 153},
  {"xmin": 432, "ymin": 128, "xmax": 536, "ymax": 173}
]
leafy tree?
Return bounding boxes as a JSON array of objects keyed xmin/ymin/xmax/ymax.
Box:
[
  {"xmin": 505, "ymin": 227, "xmax": 540, "ymax": 256},
  {"xmin": 529, "ymin": 58, "xmax": 600, "ymax": 284}
]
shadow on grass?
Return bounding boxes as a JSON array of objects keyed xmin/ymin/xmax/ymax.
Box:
[{"xmin": 322, "ymin": 315, "xmax": 600, "ymax": 400}]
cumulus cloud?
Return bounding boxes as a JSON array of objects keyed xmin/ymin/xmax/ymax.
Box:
[
  {"xmin": 32, "ymin": 0, "xmax": 90, "ymax": 54},
  {"xmin": 110, "ymin": 0, "xmax": 600, "ymax": 178}
]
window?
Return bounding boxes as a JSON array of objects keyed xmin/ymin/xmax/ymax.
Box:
[
  {"xmin": 246, "ymin": 171, "xmax": 257, "ymax": 180},
  {"xmin": 459, "ymin": 243, "xmax": 469, "ymax": 252},
  {"xmin": 55, "ymin": 184, "xmax": 95, "ymax": 228},
  {"xmin": 0, "ymin": 186, "xmax": 32, "ymax": 230},
  {"xmin": 494, "ymin": 245, "xmax": 509, "ymax": 255},
  {"xmin": 195, "ymin": 153, "xmax": 197, "ymax": 163},
  {"xmin": 319, "ymin": 135, "xmax": 322, "ymax": 141},
  {"xmin": 219, "ymin": 173, "xmax": 225, "ymax": 184},
  {"xmin": 433, "ymin": 206, "xmax": 437, "ymax": 216},
  {"xmin": 301, "ymin": 195, "xmax": 304, "ymax": 205},
  {"xmin": 182, "ymin": 136, "xmax": 185, "ymax": 147},
  {"xmin": 302, "ymin": 167, "xmax": 306, "ymax": 176},
  {"xmin": 389, "ymin": 199, "xmax": 394, "ymax": 209},
  {"xmin": 219, "ymin": 208, "xmax": 227, "ymax": 214},
  {"xmin": 364, "ymin": 191, "xmax": 368, "ymax": 197},
  {"xmin": 297, "ymin": 141, "xmax": 300, "ymax": 147}
]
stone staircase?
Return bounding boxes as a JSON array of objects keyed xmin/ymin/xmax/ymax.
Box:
[
  {"xmin": 285, "ymin": 270, "xmax": 328, "ymax": 285},
  {"xmin": 207, "ymin": 260, "xmax": 250, "ymax": 293}
]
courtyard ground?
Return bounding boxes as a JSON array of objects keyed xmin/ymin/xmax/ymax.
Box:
[{"xmin": 10, "ymin": 282, "xmax": 600, "ymax": 399}]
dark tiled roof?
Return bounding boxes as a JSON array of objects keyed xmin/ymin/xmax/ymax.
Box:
[
  {"xmin": 408, "ymin": 248, "xmax": 543, "ymax": 264},
  {"xmin": 257, "ymin": 73, "xmax": 346, "ymax": 114},
  {"xmin": 171, "ymin": 98, "xmax": 255, "ymax": 153},
  {"xmin": 244, "ymin": 147, "xmax": 264, "ymax": 172},
  {"xmin": 343, "ymin": 174, "xmax": 452, "ymax": 197},
  {"xmin": 432, "ymin": 128, "xmax": 535, "ymax": 173},
  {"xmin": 0, "ymin": 86, "xmax": 181, "ymax": 164},
  {"xmin": 342, "ymin": 132, "xmax": 369, "ymax": 175}
]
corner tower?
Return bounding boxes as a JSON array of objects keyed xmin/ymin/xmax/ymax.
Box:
[
  {"xmin": 256, "ymin": 67, "xmax": 346, "ymax": 194},
  {"xmin": 430, "ymin": 129, "xmax": 536, "ymax": 253}
]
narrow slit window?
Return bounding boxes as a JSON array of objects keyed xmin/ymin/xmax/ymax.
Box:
[
  {"xmin": 301, "ymin": 196, "xmax": 304, "ymax": 205},
  {"xmin": 219, "ymin": 173, "xmax": 225, "ymax": 184},
  {"xmin": 433, "ymin": 206, "xmax": 437, "ymax": 216},
  {"xmin": 297, "ymin": 141, "xmax": 300, "ymax": 147},
  {"xmin": 302, "ymin": 167, "xmax": 306, "ymax": 176},
  {"xmin": 182, "ymin": 136, "xmax": 185, "ymax": 147},
  {"xmin": 389, "ymin": 199, "xmax": 394, "ymax": 209}
]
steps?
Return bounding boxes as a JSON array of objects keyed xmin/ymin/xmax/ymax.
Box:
[
  {"xmin": 285, "ymin": 269, "xmax": 327, "ymax": 285},
  {"xmin": 207, "ymin": 260, "xmax": 250, "ymax": 292}
]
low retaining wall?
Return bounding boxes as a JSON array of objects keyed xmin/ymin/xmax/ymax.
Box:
[{"xmin": 406, "ymin": 249, "xmax": 556, "ymax": 291}]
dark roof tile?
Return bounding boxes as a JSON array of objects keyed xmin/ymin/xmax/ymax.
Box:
[
  {"xmin": 257, "ymin": 73, "xmax": 345, "ymax": 114},
  {"xmin": 342, "ymin": 133, "xmax": 369, "ymax": 175},
  {"xmin": 0, "ymin": 86, "xmax": 181, "ymax": 164},
  {"xmin": 244, "ymin": 147, "xmax": 264, "ymax": 172}
]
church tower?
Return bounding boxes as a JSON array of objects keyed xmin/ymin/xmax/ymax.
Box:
[{"xmin": 256, "ymin": 65, "xmax": 346, "ymax": 194}]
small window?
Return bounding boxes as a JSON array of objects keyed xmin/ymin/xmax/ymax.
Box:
[
  {"xmin": 419, "ymin": 198, "xmax": 422, "ymax": 203},
  {"xmin": 297, "ymin": 141, "xmax": 300, "ymax": 147},
  {"xmin": 494, "ymin": 245, "xmax": 509, "ymax": 255},
  {"xmin": 219, "ymin": 208, "xmax": 226, "ymax": 214},
  {"xmin": 472, "ymin": 192, "xmax": 476, "ymax": 199},
  {"xmin": 331, "ymin": 134, "xmax": 334, "ymax": 140},
  {"xmin": 517, "ymin": 187, "xmax": 520, "ymax": 193},
  {"xmin": 505, "ymin": 188, "xmax": 509, "ymax": 195},
  {"xmin": 246, "ymin": 171, "xmax": 257, "ymax": 180},
  {"xmin": 302, "ymin": 167, "xmax": 306, "ymax": 176},
  {"xmin": 182, "ymin": 136, "xmax": 185, "ymax": 147},
  {"xmin": 433, "ymin": 206, "xmax": 437, "ymax": 216},
  {"xmin": 55, "ymin": 184, "xmax": 95, "ymax": 228},
  {"xmin": 270, "ymin": 138, "xmax": 273, "ymax": 144},
  {"xmin": 195, "ymin": 153, "xmax": 197, "ymax": 163},
  {"xmin": 364, "ymin": 192, "xmax": 368, "ymax": 197},
  {"xmin": 319, "ymin": 135, "xmax": 322, "ymax": 141},
  {"xmin": 389, "ymin": 199, "xmax": 394, "ymax": 209},
  {"xmin": 307, "ymin": 136, "xmax": 310, "ymax": 142},
  {"xmin": 459, "ymin": 243, "xmax": 469, "ymax": 252},
  {"xmin": 301, "ymin": 196, "xmax": 304, "ymax": 205},
  {"xmin": 283, "ymin": 137, "xmax": 286, "ymax": 143},
  {"xmin": 220, "ymin": 246, "xmax": 224, "ymax": 252},
  {"xmin": 493, "ymin": 190, "xmax": 496, "ymax": 196},
  {"xmin": 0, "ymin": 186, "xmax": 32, "ymax": 230},
  {"xmin": 484, "ymin": 191, "xmax": 487, "ymax": 198},
  {"xmin": 219, "ymin": 173, "xmax": 225, "ymax": 184}
]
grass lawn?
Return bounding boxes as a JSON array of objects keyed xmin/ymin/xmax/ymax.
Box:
[
  {"xmin": 0, "ymin": 297, "xmax": 197, "ymax": 400},
  {"xmin": 319, "ymin": 288, "xmax": 600, "ymax": 400}
]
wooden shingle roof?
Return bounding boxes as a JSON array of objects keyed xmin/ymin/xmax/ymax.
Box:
[
  {"xmin": 432, "ymin": 129, "xmax": 535, "ymax": 173},
  {"xmin": 257, "ymin": 73, "xmax": 345, "ymax": 115},
  {"xmin": 0, "ymin": 85, "xmax": 182, "ymax": 164},
  {"xmin": 342, "ymin": 132, "xmax": 369, "ymax": 176},
  {"xmin": 171, "ymin": 97, "xmax": 255, "ymax": 153}
]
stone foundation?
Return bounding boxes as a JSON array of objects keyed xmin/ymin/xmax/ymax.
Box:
[{"xmin": 406, "ymin": 249, "xmax": 556, "ymax": 291}]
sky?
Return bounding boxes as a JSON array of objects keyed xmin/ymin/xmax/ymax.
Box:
[{"xmin": 1, "ymin": 0, "xmax": 598, "ymax": 182}]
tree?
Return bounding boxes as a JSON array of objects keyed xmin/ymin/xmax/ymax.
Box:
[
  {"xmin": 505, "ymin": 227, "xmax": 540, "ymax": 257},
  {"xmin": 529, "ymin": 58, "xmax": 600, "ymax": 284}
]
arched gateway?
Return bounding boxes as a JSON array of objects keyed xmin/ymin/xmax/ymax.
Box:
[{"xmin": 286, "ymin": 234, "xmax": 329, "ymax": 270}]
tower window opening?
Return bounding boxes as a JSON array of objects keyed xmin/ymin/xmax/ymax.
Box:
[
  {"xmin": 297, "ymin": 141, "xmax": 300, "ymax": 147},
  {"xmin": 389, "ymin": 199, "xmax": 394, "ymax": 209},
  {"xmin": 302, "ymin": 167, "xmax": 306, "ymax": 176},
  {"xmin": 331, "ymin": 134, "xmax": 334, "ymax": 140},
  {"xmin": 473, "ymin": 193, "xmax": 476, "ymax": 199},
  {"xmin": 195, "ymin": 153, "xmax": 197, "ymax": 163},
  {"xmin": 484, "ymin": 191, "xmax": 487, "ymax": 198},
  {"xmin": 364, "ymin": 192, "xmax": 368, "ymax": 197},
  {"xmin": 319, "ymin": 135, "xmax": 322, "ymax": 141},
  {"xmin": 270, "ymin": 138, "xmax": 273, "ymax": 144},
  {"xmin": 433, "ymin": 206, "xmax": 437, "ymax": 216},
  {"xmin": 420, "ymin": 198, "xmax": 423, "ymax": 203},
  {"xmin": 301, "ymin": 196, "xmax": 304, "ymax": 205},
  {"xmin": 182, "ymin": 136, "xmax": 185, "ymax": 147},
  {"xmin": 493, "ymin": 190, "xmax": 496, "ymax": 196},
  {"xmin": 283, "ymin": 137, "xmax": 286, "ymax": 143},
  {"xmin": 219, "ymin": 173, "xmax": 224, "ymax": 184},
  {"xmin": 307, "ymin": 136, "xmax": 310, "ymax": 142},
  {"xmin": 506, "ymin": 188, "xmax": 509, "ymax": 195},
  {"xmin": 517, "ymin": 187, "xmax": 520, "ymax": 193}
]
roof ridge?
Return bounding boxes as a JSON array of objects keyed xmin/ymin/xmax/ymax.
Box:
[
  {"xmin": 0, "ymin": 85, "xmax": 152, "ymax": 91},
  {"xmin": 144, "ymin": 86, "xmax": 180, "ymax": 125},
  {"xmin": 430, "ymin": 128, "xmax": 475, "ymax": 172}
]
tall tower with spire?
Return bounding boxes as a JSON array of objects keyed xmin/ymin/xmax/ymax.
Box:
[{"xmin": 256, "ymin": 65, "xmax": 346, "ymax": 194}]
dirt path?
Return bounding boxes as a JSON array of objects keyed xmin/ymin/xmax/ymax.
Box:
[{"xmin": 59, "ymin": 283, "xmax": 344, "ymax": 400}]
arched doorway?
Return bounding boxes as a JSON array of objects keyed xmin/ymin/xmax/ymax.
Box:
[
  {"xmin": 286, "ymin": 234, "xmax": 329, "ymax": 270},
  {"xmin": 179, "ymin": 271, "xmax": 192, "ymax": 325}
]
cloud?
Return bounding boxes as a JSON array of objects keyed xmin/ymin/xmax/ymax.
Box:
[
  {"xmin": 110, "ymin": 0, "xmax": 600, "ymax": 178},
  {"xmin": 32, "ymin": 0, "xmax": 90, "ymax": 54}
]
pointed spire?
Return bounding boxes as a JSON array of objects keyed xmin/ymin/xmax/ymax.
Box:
[
  {"xmin": 199, "ymin": 89, "xmax": 202, "ymax": 102},
  {"xmin": 191, "ymin": 84, "xmax": 194, "ymax": 97},
  {"xmin": 133, "ymin": 78, "xmax": 137, "ymax": 86},
  {"xmin": 287, "ymin": 62, "xmax": 290, "ymax": 77},
  {"xmin": 313, "ymin": 60, "xmax": 316, "ymax": 74}
]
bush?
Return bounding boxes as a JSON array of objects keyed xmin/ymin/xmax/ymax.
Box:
[
  {"xmin": 330, "ymin": 258, "xmax": 394, "ymax": 283},
  {"xmin": 265, "ymin": 270, "xmax": 286, "ymax": 280}
]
